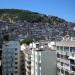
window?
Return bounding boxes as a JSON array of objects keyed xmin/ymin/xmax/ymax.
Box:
[
  {"xmin": 72, "ymin": 53, "xmax": 74, "ymax": 57},
  {"xmin": 15, "ymin": 53, "xmax": 18, "ymax": 55},
  {"xmin": 27, "ymin": 61, "xmax": 31, "ymax": 64},
  {"xmin": 61, "ymin": 55, "xmax": 63, "ymax": 59},
  {"xmin": 64, "ymin": 47, "xmax": 69, "ymax": 52},
  {"xmin": 64, "ymin": 55, "xmax": 68, "ymax": 59},
  {"xmin": 70, "ymin": 59, "xmax": 75, "ymax": 65},
  {"xmin": 71, "ymin": 65, "xmax": 75, "ymax": 71},
  {"xmin": 65, "ymin": 71, "xmax": 69, "ymax": 75},
  {"xmin": 70, "ymin": 47, "xmax": 75, "ymax": 52},
  {"xmin": 11, "ymin": 64, "xmax": 13, "ymax": 67},
  {"xmin": 60, "ymin": 46, "xmax": 63, "ymax": 51},
  {"xmin": 15, "ymin": 71, "xmax": 18, "ymax": 73},
  {"xmin": 5, "ymin": 45, "xmax": 8, "ymax": 46},
  {"xmin": 61, "ymin": 69, "xmax": 64, "ymax": 74},
  {"xmin": 15, "ymin": 48, "xmax": 17, "ymax": 51},
  {"xmin": 15, "ymin": 62, "xmax": 18, "ymax": 64},
  {"xmin": 57, "ymin": 53, "xmax": 60, "ymax": 58},
  {"xmin": 15, "ymin": 67, "xmax": 18, "ymax": 69},
  {"xmin": 15, "ymin": 58, "xmax": 18, "ymax": 60},
  {"xmin": 57, "ymin": 67, "xmax": 60, "ymax": 72},
  {"xmin": 61, "ymin": 62, "xmax": 63, "ymax": 66},
  {"xmin": 38, "ymin": 63, "xmax": 41, "ymax": 67},
  {"xmin": 11, "ymin": 73, "xmax": 13, "ymax": 75},
  {"xmin": 36, "ymin": 44, "xmax": 39, "ymax": 48},
  {"xmin": 71, "ymin": 74, "xmax": 74, "ymax": 75},
  {"xmin": 57, "ymin": 46, "xmax": 59, "ymax": 50}
]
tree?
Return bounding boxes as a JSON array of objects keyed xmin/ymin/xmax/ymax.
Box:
[{"xmin": 20, "ymin": 39, "xmax": 33, "ymax": 45}]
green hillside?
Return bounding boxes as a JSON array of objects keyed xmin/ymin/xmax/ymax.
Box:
[{"xmin": 0, "ymin": 9, "xmax": 74, "ymax": 25}]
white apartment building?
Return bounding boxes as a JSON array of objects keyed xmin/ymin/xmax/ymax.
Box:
[
  {"xmin": 56, "ymin": 39, "xmax": 75, "ymax": 75},
  {"xmin": 2, "ymin": 41, "xmax": 20, "ymax": 75},
  {"xmin": 21, "ymin": 41, "xmax": 56, "ymax": 75},
  {"xmin": 20, "ymin": 50, "xmax": 26, "ymax": 75},
  {"xmin": 21, "ymin": 44, "xmax": 31, "ymax": 75},
  {"xmin": 25, "ymin": 48, "xmax": 31, "ymax": 75}
]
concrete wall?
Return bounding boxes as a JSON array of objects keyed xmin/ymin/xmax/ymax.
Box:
[{"xmin": 41, "ymin": 50, "xmax": 56, "ymax": 75}]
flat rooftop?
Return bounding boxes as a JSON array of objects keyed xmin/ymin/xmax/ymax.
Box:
[{"xmin": 56, "ymin": 40, "xmax": 75, "ymax": 47}]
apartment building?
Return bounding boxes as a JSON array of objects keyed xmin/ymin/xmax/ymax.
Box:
[
  {"xmin": 20, "ymin": 50, "xmax": 26, "ymax": 75},
  {"xmin": 21, "ymin": 41, "xmax": 56, "ymax": 75},
  {"xmin": 56, "ymin": 39, "xmax": 75, "ymax": 75},
  {"xmin": 2, "ymin": 41, "xmax": 20, "ymax": 75},
  {"xmin": 0, "ymin": 48, "xmax": 2, "ymax": 75},
  {"xmin": 31, "ymin": 42, "xmax": 56, "ymax": 75},
  {"xmin": 21, "ymin": 44, "xmax": 31, "ymax": 75}
]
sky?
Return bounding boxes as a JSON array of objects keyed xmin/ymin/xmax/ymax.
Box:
[{"xmin": 0, "ymin": 0, "xmax": 75, "ymax": 22}]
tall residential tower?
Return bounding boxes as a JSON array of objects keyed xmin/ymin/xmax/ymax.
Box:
[
  {"xmin": 56, "ymin": 39, "xmax": 75, "ymax": 75},
  {"xmin": 2, "ymin": 41, "xmax": 20, "ymax": 75},
  {"xmin": 21, "ymin": 41, "xmax": 56, "ymax": 75}
]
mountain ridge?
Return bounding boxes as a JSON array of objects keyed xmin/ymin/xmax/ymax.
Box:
[{"xmin": 0, "ymin": 9, "xmax": 74, "ymax": 26}]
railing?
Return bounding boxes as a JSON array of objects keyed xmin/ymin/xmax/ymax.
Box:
[
  {"xmin": 57, "ymin": 63, "xmax": 63, "ymax": 69},
  {"xmin": 25, "ymin": 62, "xmax": 31, "ymax": 67},
  {"xmin": 70, "ymin": 62, "xmax": 75, "ymax": 66}
]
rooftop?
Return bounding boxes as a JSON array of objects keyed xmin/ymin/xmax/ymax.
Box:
[
  {"xmin": 21, "ymin": 41, "xmax": 56, "ymax": 52},
  {"xmin": 56, "ymin": 40, "xmax": 75, "ymax": 47}
]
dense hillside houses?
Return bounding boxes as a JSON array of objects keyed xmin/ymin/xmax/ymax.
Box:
[
  {"xmin": 0, "ymin": 9, "xmax": 75, "ymax": 41},
  {"xmin": 0, "ymin": 21, "xmax": 75, "ymax": 42}
]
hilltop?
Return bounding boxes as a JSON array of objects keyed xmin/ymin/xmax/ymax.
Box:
[{"xmin": 0, "ymin": 9, "xmax": 74, "ymax": 26}]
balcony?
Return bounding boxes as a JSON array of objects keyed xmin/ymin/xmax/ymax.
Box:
[
  {"xmin": 56, "ymin": 51, "xmax": 61, "ymax": 54},
  {"xmin": 57, "ymin": 63, "xmax": 63, "ymax": 69},
  {"xmin": 25, "ymin": 57, "xmax": 31, "ymax": 62},
  {"xmin": 64, "ymin": 65, "xmax": 70, "ymax": 71},
  {"xmin": 70, "ymin": 65, "xmax": 75, "ymax": 71},
  {"xmin": 57, "ymin": 72, "xmax": 61, "ymax": 75},
  {"xmin": 59, "ymin": 58, "xmax": 69, "ymax": 64},
  {"xmin": 64, "ymin": 59, "xmax": 69, "ymax": 64},
  {"xmin": 25, "ymin": 61, "xmax": 31, "ymax": 67},
  {"xmin": 69, "ymin": 56, "xmax": 75, "ymax": 65},
  {"xmin": 60, "ymin": 59, "xmax": 64, "ymax": 62},
  {"xmin": 25, "ymin": 66, "xmax": 31, "ymax": 73},
  {"xmin": 26, "ymin": 71, "xmax": 31, "ymax": 75},
  {"xmin": 69, "ymin": 70, "xmax": 74, "ymax": 75},
  {"xmin": 70, "ymin": 61, "xmax": 75, "ymax": 66},
  {"xmin": 57, "ymin": 58, "xmax": 60, "ymax": 61},
  {"xmin": 57, "ymin": 71, "xmax": 64, "ymax": 75}
]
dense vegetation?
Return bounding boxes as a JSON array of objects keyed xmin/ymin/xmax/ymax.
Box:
[
  {"xmin": 0, "ymin": 9, "xmax": 74, "ymax": 25},
  {"xmin": 20, "ymin": 39, "xmax": 33, "ymax": 45}
]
